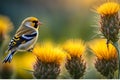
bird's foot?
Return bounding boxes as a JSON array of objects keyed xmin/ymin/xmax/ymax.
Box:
[{"xmin": 27, "ymin": 48, "xmax": 33, "ymax": 52}]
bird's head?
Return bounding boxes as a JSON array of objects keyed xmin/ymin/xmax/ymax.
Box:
[{"xmin": 22, "ymin": 17, "xmax": 42, "ymax": 30}]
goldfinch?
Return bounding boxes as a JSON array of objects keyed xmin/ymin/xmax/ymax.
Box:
[{"xmin": 3, "ymin": 17, "xmax": 42, "ymax": 63}]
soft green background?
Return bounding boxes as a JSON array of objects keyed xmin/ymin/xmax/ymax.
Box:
[{"xmin": 0, "ymin": 0, "xmax": 96, "ymax": 42}]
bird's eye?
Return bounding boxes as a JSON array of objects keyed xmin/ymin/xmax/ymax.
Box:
[{"xmin": 32, "ymin": 20, "xmax": 38, "ymax": 28}]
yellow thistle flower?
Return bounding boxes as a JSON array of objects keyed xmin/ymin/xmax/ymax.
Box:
[
  {"xmin": 89, "ymin": 39, "xmax": 117, "ymax": 60},
  {"xmin": 97, "ymin": 2, "xmax": 120, "ymax": 15},
  {"xmin": 33, "ymin": 44, "xmax": 66, "ymax": 65},
  {"xmin": 13, "ymin": 53, "xmax": 35, "ymax": 70},
  {"xmin": 62, "ymin": 39, "xmax": 86, "ymax": 58},
  {"xmin": 0, "ymin": 15, "xmax": 13, "ymax": 34},
  {"xmin": 12, "ymin": 53, "xmax": 35, "ymax": 78}
]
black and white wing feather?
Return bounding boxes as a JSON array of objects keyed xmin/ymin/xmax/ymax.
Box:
[{"xmin": 7, "ymin": 32, "xmax": 37, "ymax": 51}]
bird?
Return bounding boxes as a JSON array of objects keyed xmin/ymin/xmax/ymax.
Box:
[{"xmin": 2, "ymin": 17, "xmax": 42, "ymax": 63}]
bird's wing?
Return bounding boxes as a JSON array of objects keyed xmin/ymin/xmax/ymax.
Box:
[
  {"xmin": 16, "ymin": 25, "xmax": 36, "ymax": 37},
  {"xmin": 7, "ymin": 32, "xmax": 37, "ymax": 51}
]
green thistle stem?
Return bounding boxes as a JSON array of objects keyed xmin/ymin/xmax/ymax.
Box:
[
  {"xmin": 112, "ymin": 41, "xmax": 120, "ymax": 78},
  {"xmin": 107, "ymin": 72, "xmax": 114, "ymax": 79}
]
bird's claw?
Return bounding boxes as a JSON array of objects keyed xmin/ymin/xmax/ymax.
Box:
[{"xmin": 27, "ymin": 48, "xmax": 33, "ymax": 52}]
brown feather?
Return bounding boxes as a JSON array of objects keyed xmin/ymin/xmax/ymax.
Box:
[{"xmin": 15, "ymin": 25, "xmax": 36, "ymax": 37}]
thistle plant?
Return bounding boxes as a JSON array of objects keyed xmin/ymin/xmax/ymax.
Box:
[
  {"xmin": 96, "ymin": 2, "xmax": 120, "ymax": 44},
  {"xmin": 94, "ymin": 1, "xmax": 120, "ymax": 78},
  {"xmin": 0, "ymin": 15, "xmax": 13, "ymax": 64},
  {"xmin": 62, "ymin": 39, "xmax": 86, "ymax": 79},
  {"xmin": 89, "ymin": 39, "xmax": 118, "ymax": 79},
  {"xmin": 32, "ymin": 44, "xmax": 66, "ymax": 79},
  {"xmin": 0, "ymin": 15, "xmax": 13, "ymax": 79}
]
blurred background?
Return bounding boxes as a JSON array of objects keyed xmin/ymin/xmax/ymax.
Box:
[
  {"xmin": 0, "ymin": 0, "xmax": 117, "ymax": 79},
  {"xmin": 0, "ymin": 0, "xmax": 98, "ymax": 42}
]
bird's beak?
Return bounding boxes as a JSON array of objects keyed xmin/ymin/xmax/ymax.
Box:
[{"xmin": 37, "ymin": 21, "xmax": 42, "ymax": 25}]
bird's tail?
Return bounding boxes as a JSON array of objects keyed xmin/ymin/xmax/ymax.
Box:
[{"xmin": 2, "ymin": 50, "xmax": 16, "ymax": 63}]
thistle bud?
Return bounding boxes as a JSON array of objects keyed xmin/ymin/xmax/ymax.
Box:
[
  {"xmin": 96, "ymin": 2, "xmax": 120, "ymax": 43},
  {"xmin": 62, "ymin": 39, "xmax": 86, "ymax": 79},
  {"xmin": 89, "ymin": 39, "xmax": 118, "ymax": 78},
  {"xmin": 32, "ymin": 44, "xmax": 66, "ymax": 79}
]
